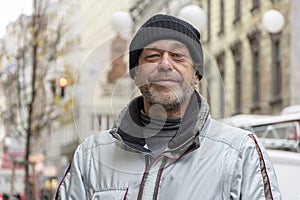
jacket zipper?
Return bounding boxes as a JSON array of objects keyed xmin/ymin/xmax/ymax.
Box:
[
  {"xmin": 152, "ymin": 157, "xmax": 168, "ymax": 200},
  {"xmin": 137, "ymin": 154, "xmax": 153, "ymax": 200},
  {"xmin": 145, "ymin": 154, "xmax": 153, "ymax": 170},
  {"xmin": 137, "ymin": 155, "xmax": 168, "ymax": 200}
]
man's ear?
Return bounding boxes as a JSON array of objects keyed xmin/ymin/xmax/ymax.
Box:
[
  {"xmin": 193, "ymin": 71, "xmax": 200, "ymax": 85},
  {"xmin": 194, "ymin": 79, "xmax": 199, "ymax": 86}
]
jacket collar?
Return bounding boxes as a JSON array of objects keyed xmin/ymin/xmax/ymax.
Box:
[{"xmin": 111, "ymin": 91, "xmax": 210, "ymax": 157}]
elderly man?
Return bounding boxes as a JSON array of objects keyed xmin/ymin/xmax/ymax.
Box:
[{"xmin": 55, "ymin": 14, "xmax": 281, "ymax": 200}]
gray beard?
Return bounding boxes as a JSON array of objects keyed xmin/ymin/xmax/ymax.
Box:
[{"xmin": 139, "ymin": 81, "xmax": 195, "ymax": 113}]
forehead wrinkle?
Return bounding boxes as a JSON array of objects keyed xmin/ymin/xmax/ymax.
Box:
[{"xmin": 144, "ymin": 40, "xmax": 188, "ymax": 51}]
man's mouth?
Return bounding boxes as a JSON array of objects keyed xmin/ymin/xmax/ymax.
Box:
[
  {"xmin": 149, "ymin": 79, "xmax": 180, "ymax": 90},
  {"xmin": 151, "ymin": 78, "xmax": 179, "ymax": 85},
  {"xmin": 152, "ymin": 78, "xmax": 177, "ymax": 82}
]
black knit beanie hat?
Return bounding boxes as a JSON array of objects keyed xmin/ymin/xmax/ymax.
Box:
[{"xmin": 129, "ymin": 14, "xmax": 203, "ymax": 80}]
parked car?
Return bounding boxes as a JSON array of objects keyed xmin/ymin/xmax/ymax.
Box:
[
  {"xmin": 268, "ymin": 150, "xmax": 300, "ymax": 199},
  {"xmin": 223, "ymin": 109, "xmax": 300, "ymax": 199},
  {"xmin": 223, "ymin": 112, "xmax": 300, "ymax": 152}
]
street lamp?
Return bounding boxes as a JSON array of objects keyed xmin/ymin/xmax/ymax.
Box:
[
  {"xmin": 112, "ymin": 11, "xmax": 133, "ymax": 37},
  {"xmin": 178, "ymin": 4, "xmax": 207, "ymax": 33},
  {"xmin": 261, "ymin": 9, "xmax": 285, "ymax": 102},
  {"xmin": 58, "ymin": 76, "xmax": 68, "ymax": 97},
  {"xmin": 262, "ymin": 9, "xmax": 285, "ymax": 34}
]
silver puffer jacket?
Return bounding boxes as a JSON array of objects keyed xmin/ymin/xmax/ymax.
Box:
[{"xmin": 55, "ymin": 92, "xmax": 281, "ymax": 200}]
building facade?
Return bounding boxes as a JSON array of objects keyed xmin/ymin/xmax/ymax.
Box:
[{"xmin": 199, "ymin": 0, "xmax": 296, "ymax": 118}]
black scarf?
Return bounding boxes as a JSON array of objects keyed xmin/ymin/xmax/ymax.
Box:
[{"xmin": 113, "ymin": 91, "xmax": 202, "ymax": 152}]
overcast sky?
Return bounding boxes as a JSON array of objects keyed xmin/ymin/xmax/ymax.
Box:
[{"xmin": 0, "ymin": 0, "xmax": 32, "ymax": 38}]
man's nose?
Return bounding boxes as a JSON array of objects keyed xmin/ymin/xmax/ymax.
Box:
[{"xmin": 159, "ymin": 52, "xmax": 173, "ymax": 70}]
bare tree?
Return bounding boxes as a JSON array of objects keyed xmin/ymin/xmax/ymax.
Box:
[{"xmin": 0, "ymin": 0, "xmax": 77, "ymax": 199}]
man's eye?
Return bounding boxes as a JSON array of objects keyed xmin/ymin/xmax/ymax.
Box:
[
  {"xmin": 172, "ymin": 53, "xmax": 185, "ymax": 60},
  {"xmin": 145, "ymin": 54, "xmax": 160, "ymax": 61}
]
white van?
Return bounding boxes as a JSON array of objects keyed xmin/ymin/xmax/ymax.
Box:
[
  {"xmin": 223, "ymin": 110, "xmax": 300, "ymax": 199},
  {"xmin": 268, "ymin": 150, "xmax": 300, "ymax": 199},
  {"xmin": 224, "ymin": 112, "xmax": 300, "ymax": 152}
]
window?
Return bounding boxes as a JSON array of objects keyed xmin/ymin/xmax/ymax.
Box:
[
  {"xmin": 205, "ymin": 59, "xmax": 212, "ymax": 107},
  {"xmin": 92, "ymin": 114, "xmax": 115, "ymax": 131},
  {"xmin": 218, "ymin": 0, "xmax": 225, "ymax": 36},
  {"xmin": 270, "ymin": 33, "xmax": 282, "ymax": 104},
  {"xmin": 216, "ymin": 51, "xmax": 226, "ymax": 117},
  {"xmin": 233, "ymin": 0, "xmax": 241, "ymax": 24},
  {"xmin": 230, "ymin": 41, "xmax": 242, "ymax": 114},
  {"xmin": 251, "ymin": 0, "xmax": 260, "ymax": 12},
  {"xmin": 247, "ymin": 30, "xmax": 261, "ymax": 111}
]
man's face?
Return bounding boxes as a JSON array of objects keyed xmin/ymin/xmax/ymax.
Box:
[{"xmin": 134, "ymin": 39, "xmax": 198, "ymax": 113}]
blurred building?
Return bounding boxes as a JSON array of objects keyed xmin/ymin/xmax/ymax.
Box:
[
  {"xmin": 199, "ymin": 0, "xmax": 298, "ymax": 118},
  {"xmin": 0, "ymin": 0, "xmax": 80, "ymax": 197}
]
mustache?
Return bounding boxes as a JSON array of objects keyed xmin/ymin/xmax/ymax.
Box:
[{"xmin": 148, "ymin": 72, "xmax": 182, "ymax": 83}]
